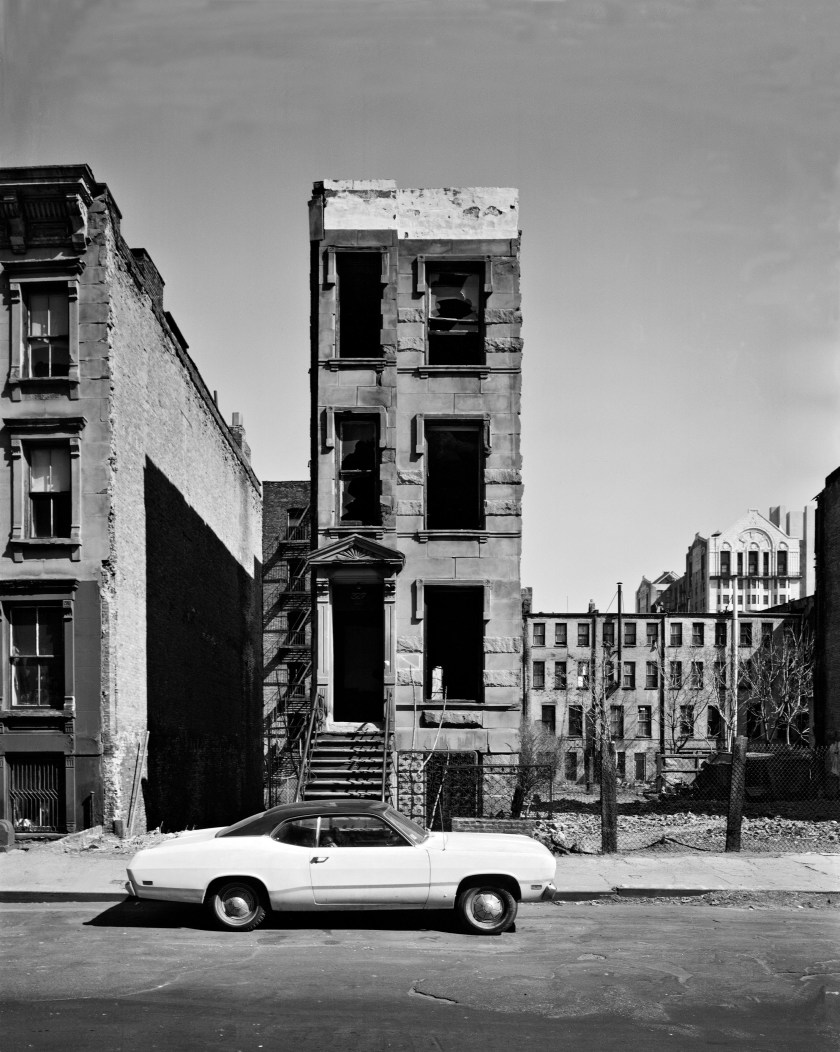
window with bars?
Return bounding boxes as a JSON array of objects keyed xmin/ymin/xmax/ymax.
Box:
[
  {"xmin": 24, "ymin": 287, "xmax": 70, "ymax": 378},
  {"xmin": 8, "ymin": 754, "xmax": 63, "ymax": 832},
  {"xmin": 427, "ymin": 262, "xmax": 484, "ymax": 365},
  {"xmin": 9, "ymin": 605, "xmax": 64, "ymax": 707}
]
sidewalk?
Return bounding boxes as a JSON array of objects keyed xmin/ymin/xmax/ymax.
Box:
[{"xmin": 1, "ymin": 843, "xmax": 838, "ymax": 903}]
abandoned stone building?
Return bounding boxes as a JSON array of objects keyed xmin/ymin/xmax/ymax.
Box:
[
  {"xmin": 0, "ymin": 165, "xmax": 263, "ymax": 836},
  {"xmin": 523, "ymin": 605, "xmax": 810, "ymax": 786},
  {"xmin": 815, "ymin": 467, "xmax": 840, "ymax": 746},
  {"xmin": 264, "ymin": 181, "xmax": 524, "ymax": 817}
]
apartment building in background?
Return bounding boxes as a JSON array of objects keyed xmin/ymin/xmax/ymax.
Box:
[
  {"xmin": 523, "ymin": 607, "xmax": 808, "ymax": 785},
  {"xmin": 640, "ymin": 506, "xmax": 816, "ymax": 614},
  {"xmin": 0, "ymin": 165, "xmax": 262, "ymax": 835}
]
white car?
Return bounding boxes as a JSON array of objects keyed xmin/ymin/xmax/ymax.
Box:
[{"xmin": 126, "ymin": 799, "xmax": 556, "ymax": 935}]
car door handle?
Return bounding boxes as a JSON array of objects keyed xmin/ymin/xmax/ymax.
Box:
[{"xmin": 310, "ymin": 856, "xmax": 329, "ymax": 863}]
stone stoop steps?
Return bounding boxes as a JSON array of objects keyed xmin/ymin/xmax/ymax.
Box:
[{"xmin": 303, "ymin": 732, "xmax": 386, "ymax": 801}]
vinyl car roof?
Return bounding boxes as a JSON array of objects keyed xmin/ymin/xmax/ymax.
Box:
[{"xmin": 262, "ymin": 799, "xmax": 391, "ymax": 820}]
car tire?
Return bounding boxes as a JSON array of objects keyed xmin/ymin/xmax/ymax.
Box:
[
  {"xmin": 209, "ymin": 879, "xmax": 268, "ymax": 932},
  {"xmin": 456, "ymin": 884, "xmax": 517, "ymax": 935}
]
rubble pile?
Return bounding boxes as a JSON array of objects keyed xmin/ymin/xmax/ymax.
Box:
[{"xmin": 532, "ymin": 813, "xmax": 840, "ymax": 855}]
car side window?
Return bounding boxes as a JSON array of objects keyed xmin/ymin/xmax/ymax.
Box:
[
  {"xmin": 272, "ymin": 817, "xmax": 319, "ymax": 847},
  {"xmin": 321, "ymin": 815, "xmax": 408, "ymax": 848}
]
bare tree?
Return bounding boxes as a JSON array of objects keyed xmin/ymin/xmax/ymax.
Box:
[
  {"xmin": 659, "ymin": 647, "xmax": 725, "ymax": 753},
  {"xmin": 738, "ymin": 626, "xmax": 814, "ymax": 744},
  {"xmin": 510, "ymin": 716, "xmax": 563, "ymax": 818}
]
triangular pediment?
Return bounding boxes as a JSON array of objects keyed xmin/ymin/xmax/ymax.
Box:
[{"xmin": 306, "ymin": 534, "xmax": 405, "ymax": 568}]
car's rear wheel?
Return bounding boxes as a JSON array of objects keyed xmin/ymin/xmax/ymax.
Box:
[
  {"xmin": 457, "ymin": 884, "xmax": 517, "ymax": 935},
  {"xmin": 209, "ymin": 879, "xmax": 267, "ymax": 932}
]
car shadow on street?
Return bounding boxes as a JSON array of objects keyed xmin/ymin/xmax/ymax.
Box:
[{"xmin": 85, "ymin": 897, "xmax": 466, "ymax": 934}]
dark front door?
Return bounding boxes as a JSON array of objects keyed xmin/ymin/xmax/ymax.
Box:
[{"xmin": 332, "ymin": 582, "xmax": 383, "ymax": 723}]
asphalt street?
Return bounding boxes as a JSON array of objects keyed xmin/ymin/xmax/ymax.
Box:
[{"xmin": 2, "ymin": 899, "xmax": 838, "ymax": 1051}]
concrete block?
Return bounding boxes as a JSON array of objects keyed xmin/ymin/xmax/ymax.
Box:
[
  {"xmin": 421, "ymin": 710, "xmax": 484, "ymax": 728},
  {"xmin": 398, "ymin": 308, "xmax": 425, "ymax": 324},
  {"xmin": 485, "ymin": 499, "xmax": 522, "ymax": 517},
  {"xmin": 483, "ymin": 669, "xmax": 521, "ymax": 687},
  {"xmin": 397, "ymin": 500, "xmax": 423, "ymax": 515},
  {"xmin": 397, "ymin": 635, "xmax": 423, "ymax": 652},
  {"xmin": 483, "ymin": 637, "xmax": 522, "ymax": 653},
  {"xmin": 484, "ymin": 469, "xmax": 522, "ymax": 485},
  {"xmin": 397, "ymin": 470, "xmax": 423, "ymax": 486}
]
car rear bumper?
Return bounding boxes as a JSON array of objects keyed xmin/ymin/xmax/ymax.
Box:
[{"xmin": 541, "ymin": 882, "xmax": 557, "ymax": 901}]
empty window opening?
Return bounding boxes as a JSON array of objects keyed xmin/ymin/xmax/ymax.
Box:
[
  {"xmin": 427, "ymin": 262, "xmax": 483, "ymax": 365},
  {"xmin": 338, "ymin": 418, "xmax": 380, "ymax": 526},
  {"xmin": 425, "ymin": 587, "xmax": 483, "ymax": 704},
  {"xmin": 568, "ymin": 704, "xmax": 583, "ymax": 737},
  {"xmin": 541, "ymin": 705, "xmax": 556, "ymax": 735},
  {"xmin": 425, "ymin": 424, "xmax": 483, "ymax": 530},
  {"xmin": 337, "ymin": 253, "xmax": 382, "ymax": 358}
]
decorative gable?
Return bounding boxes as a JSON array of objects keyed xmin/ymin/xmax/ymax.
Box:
[{"xmin": 306, "ymin": 533, "xmax": 405, "ymax": 569}]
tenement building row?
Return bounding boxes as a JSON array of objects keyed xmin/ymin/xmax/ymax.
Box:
[
  {"xmin": 523, "ymin": 605, "xmax": 810, "ymax": 784},
  {"xmin": 0, "ymin": 166, "xmax": 262, "ymax": 835}
]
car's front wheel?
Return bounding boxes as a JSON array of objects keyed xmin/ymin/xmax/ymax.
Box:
[
  {"xmin": 209, "ymin": 879, "xmax": 267, "ymax": 932},
  {"xmin": 457, "ymin": 884, "xmax": 517, "ymax": 935}
]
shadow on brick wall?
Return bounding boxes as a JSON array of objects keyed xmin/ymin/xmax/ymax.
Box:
[{"xmin": 143, "ymin": 458, "xmax": 261, "ymax": 830}]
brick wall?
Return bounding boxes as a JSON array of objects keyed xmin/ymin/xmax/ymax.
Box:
[{"xmin": 104, "ymin": 208, "xmax": 263, "ymax": 829}]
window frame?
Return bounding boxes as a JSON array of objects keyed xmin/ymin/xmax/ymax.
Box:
[
  {"xmin": 645, "ymin": 661, "xmax": 658, "ymax": 689},
  {"xmin": 532, "ymin": 660, "xmax": 545, "ymax": 690},
  {"xmin": 5, "ymin": 259, "xmax": 83, "ymax": 399},
  {"xmin": 4, "ymin": 417, "xmax": 85, "ymax": 560},
  {"xmin": 417, "ymin": 256, "xmax": 491, "ymax": 369},
  {"xmin": 637, "ymin": 705, "xmax": 652, "ymax": 738},
  {"xmin": 568, "ymin": 703, "xmax": 583, "ymax": 737},
  {"xmin": 609, "ymin": 704, "xmax": 625, "ymax": 739},
  {"xmin": 669, "ymin": 622, "xmax": 683, "ymax": 647},
  {"xmin": 532, "ymin": 622, "xmax": 545, "ymax": 647},
  {"xmin": 577, "ymin": 622, "xmax": 590, "ymax": 647},
  {"xmin": 554, "ymin": 660, "xmax": 567, "ymax": 690},
  {"xmin": 422, "ymin": 417, "xmax": 488, "ymax": 533},
  {"xmin": 335, "ymin": 414, "xmax": 381, "ymax": 527},
  {"xmin": 554, "ymin": 623, "xmax": 567, "ymax": 647},
  {"xmin": 622, "ymin": 661, "xmax": 636, "ymax": 690},
  {"xmin": 691, "ymin": 622, "xmax": 705, "ymax": 646},
  {"xmin": 0, "ymin": 581, "xmax": 77, "ymax": 715},
  {"xmin": 623, "ymin": 622, "xmax": 637, "ymax": 647}
]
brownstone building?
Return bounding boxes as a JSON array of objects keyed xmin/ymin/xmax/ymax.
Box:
[
  {"xmin": 0, "ymin": 165, "xmax": 262, "ymax": 835},
  {"xmin": 816, "ymin": 467, "xmax": 840, "ymax": 746}
]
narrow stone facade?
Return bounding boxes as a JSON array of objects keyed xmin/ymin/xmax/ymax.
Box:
[
  {"xmin": 308, "ymin": 181, "xmax": 524, "ymax": 771},
  {"xmin": 816, "ymin": 468, "xmax": 840, "ymax": 745},
  {"xmin": 0, "ymin": 165, "xmax": 262, "ymax": 834}
]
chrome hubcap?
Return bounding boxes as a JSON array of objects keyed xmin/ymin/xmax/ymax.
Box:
[
  {"xmin": 472, "ymin": 892, "xmax": 504, "ymax": 923},
  {"xmin": 224, "ymin": 893, "xmax": 253, "ymax": 919}
]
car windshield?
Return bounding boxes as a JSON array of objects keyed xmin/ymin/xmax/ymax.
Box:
[{"xmin": 384, "ymin": 805, "xmax": 429, "ymax": 844}]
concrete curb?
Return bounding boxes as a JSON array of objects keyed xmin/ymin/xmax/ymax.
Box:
[{"xmin": 0, "ymin": 891, "xmax": 128, "ymax": 903}]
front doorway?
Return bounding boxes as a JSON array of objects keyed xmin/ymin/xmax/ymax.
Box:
[{"xmin": 332, "ymin": 581, "xmax": 384, "ymax": 724}]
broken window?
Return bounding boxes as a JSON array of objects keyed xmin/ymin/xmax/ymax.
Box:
[
  {"xmin": 337, "ymin": 253, "xmax": 382, "ymax": 358},
  {"xmin": 24, "ymin": 286, "xmax": 70, "ymax": 378},
  {"xmin": 425, "ymin": 587, "xmax": 484, "ymax": 703},
  {"xmin": 425, "ymin": 423, "xmax": 483, "ymax": 530},
  {"xmin": 541, "ymin": 705, "xmax": 556, "ymax": 735},
  {"xmin": 27, "ymin": 445, "xmax": 71, "ymax": 538},
  {"xmin": 427, "ymin": 262, "xmax": 483, "ymax": 365},
  {"xmin": 337, "ymin": 417, "xmax": 380, "ymax": 526},
  {"xmin": 9, "ymin": 605, "xmax": 64, "ymax": 708}
]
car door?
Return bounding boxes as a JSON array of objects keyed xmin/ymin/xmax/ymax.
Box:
[{"xmin": 308, "ymin": 813, "xmax": 430, "ymax": 906}]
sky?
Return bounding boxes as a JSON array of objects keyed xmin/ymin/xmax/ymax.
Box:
[{"xmin": 2, "ymin": 0, "xmax": 838, "ymax": 612}]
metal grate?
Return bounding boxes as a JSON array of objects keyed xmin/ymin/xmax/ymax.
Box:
[{"xmin": 8, "ymin": 755, "xmax": 63, "ymax": 832}]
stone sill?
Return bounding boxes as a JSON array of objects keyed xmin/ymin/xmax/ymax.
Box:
[
  {"xmin": 321, "ymin": 357, "xmax": 389, "ymax": 372},
  {"xmin": 415, "ymin": 530, "xmax": 488, "ymax": 543},
  {"xmin": 10, "ymin": 538, "xmax": 80, "ymax": 562},
  {"xmin": 1, "ymin": 708, "xmax": 71, "ymax": 719},
  {"xmin": 9, "ymin": 377, "xmax": 80, "ymax": 401},
  {"xmin": 397, "ymin": 703, "xmax": 519, "ymax": 711}
]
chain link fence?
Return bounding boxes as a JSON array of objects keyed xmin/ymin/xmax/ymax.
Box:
[{"xmin": 395, "ymin": 744, "xmax": 840, "ymax": 853}]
